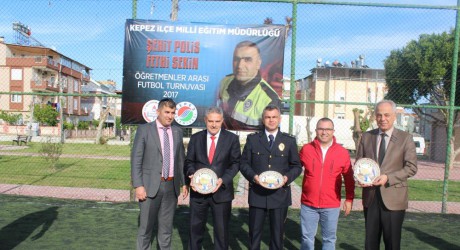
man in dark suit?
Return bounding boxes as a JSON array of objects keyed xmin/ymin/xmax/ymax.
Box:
[
  {"xmin": 185, "ymin": 106, "xmax": 241, "ymax": 250},
  {"xmin": 356, "ymin": 100, "xmax": 417, "ymax": 250},
  {"xmin": 240, "ymin": 104, "xmax": 302, "ymax": 250},
  {"xmin": 131, "ymin": 98, "xmax": 188, "ymax": 250}
]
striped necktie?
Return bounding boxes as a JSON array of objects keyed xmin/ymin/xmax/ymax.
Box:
[{"xmin": 162, "ymin": 127, "xmax": 170, "ymax": 178}]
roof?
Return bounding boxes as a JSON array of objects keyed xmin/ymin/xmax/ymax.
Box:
[{"xmin": 3, "ymin": 42, "xmax": 92, "ymax": 70}]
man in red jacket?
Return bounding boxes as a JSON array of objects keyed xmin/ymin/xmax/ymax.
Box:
[{"xmin": 299, "ymin": 117, "xmax": 355, "ymax": 250}]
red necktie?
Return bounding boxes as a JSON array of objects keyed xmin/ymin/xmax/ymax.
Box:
[{"xmin": 208, "ymin": 136, "xmax": 216, "ymax": 164}]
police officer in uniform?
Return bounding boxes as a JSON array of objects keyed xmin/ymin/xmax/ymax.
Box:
[
  {"xmin": 240, "ymin": 104, "xmax": 302, "ymax": 250},
  {"xmin": 218, "ymin": 40, "xmax": 281, "ymax": 130}
]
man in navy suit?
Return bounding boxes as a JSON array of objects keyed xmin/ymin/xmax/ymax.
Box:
[
  {"xmin": 240, "ymin": 104, "xmax": 302, "ymax": 250},
  {"xmin": 185, "ymin": 106, "xmax": 241, "ymax": 250}
]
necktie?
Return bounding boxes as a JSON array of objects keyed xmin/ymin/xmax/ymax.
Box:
[
  {"xmin": 269, "ymin": 134, "xmax": 274, "ymax": 149},
  {"xmin": 162, "ymin": 127, "xmax": 170, "ymax": 178},
  {"xmin": 209, "ymin": 136, "xmax": 216, "ymax": 164},
  {"xmin": 378, "ymin": 133, "xmax": 386, "ymax": 166}
]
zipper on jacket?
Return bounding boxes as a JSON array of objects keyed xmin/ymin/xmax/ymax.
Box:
[{"xmin": 318, "ymin": 154, "xmax": 324, "ymax": 208}]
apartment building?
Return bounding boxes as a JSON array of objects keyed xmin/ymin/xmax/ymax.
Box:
[
  {"xmin": 296, "ymin": 58, "xmax": 386, "ymax": 120},
  {"xmin": 0, "ymin": 37, "xmax": 91, "ymax": 125},
  {"xmin": 80, "ymin": 79, "xmax": 117, "ymax": 126}
]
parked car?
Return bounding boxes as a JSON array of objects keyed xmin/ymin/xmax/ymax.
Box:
[{"xmin": 413, "ymin": 135, "xmax": 426, "ymax": 155}]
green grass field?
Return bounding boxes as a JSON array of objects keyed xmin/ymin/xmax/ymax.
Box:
[
  {"xmin": 0, "ymin": 194, "xmax": 458, "ymax": 250},
  {"xmin": 1, "ymin": 149, "xmax": 459, "ymax": 201},
  {"xmin": 1, "ymin": 142, "xmax": 459, "ymax": 249},
  {"xmin": 1, "ymin": 141, "xmax": 131, "ymax": 156}
]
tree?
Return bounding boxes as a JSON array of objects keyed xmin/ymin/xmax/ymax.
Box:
[
  {"xmin": 95, "ymin": 107, "xmax": 109, "ymax": 144},
  {"xmin": 384, "ymin": 30, "xmax": 459, "ymax": 168},
  {"xmin": 351, "ymin": 107, "xmax": 374, "ymax": 153},
  {"xmin": 33, "ymin": 104, "xmax": 59, "ymax": 126}
]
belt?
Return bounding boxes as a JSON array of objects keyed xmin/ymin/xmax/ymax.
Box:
[{"xmin": 161, "ymin": 177, "xmax": 174, "ymax": 182}]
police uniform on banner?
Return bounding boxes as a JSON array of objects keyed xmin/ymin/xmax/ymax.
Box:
[
  {"xmin": 218, "ymin": 74, "xmax": 281, "ymax": 128},
  {"xmin": 240, "ymin": 130, "xmax": 302, "ymax": 250}
]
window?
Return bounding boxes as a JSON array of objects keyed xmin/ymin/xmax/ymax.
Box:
[
  {"xmin": 11, "ymin": 69, "xmax": 22, "ymax": 80},
  {"xmin": 60, "ymin": 76, "xmax": 68, "ymax": 88},
  {"xmin": 335, "ymin": 113, "xmax": 345, "ymax": 119},
  {"xmin": 74, "ymin": 99, "xmax": 78, "ymax": 110},
  {"xmin": 50, "ymin": 75, "xmax": 56, "ymax": 86},
  {"xmin": 11, "ymin": 95, "xmax": 22, "ymax": 103},
  {"xmin": 68, "ymin": 97, "xmax": 72, "ymax": 110},
  {"xmin": 74, "ymin": 79, "xmax": 79, "ymax": 91},
  {"xmin": 335, "ymin": 94, "xmax": 345, "ymax": 107}
]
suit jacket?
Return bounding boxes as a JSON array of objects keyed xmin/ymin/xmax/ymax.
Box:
[
  {"xmin": 184, "ymin": 129, "xmax": 241, "ymax": 203},
  {"xmin": 356, "ymin": 128, "xmax": 417, "ymax": 210},
  {"xmin": 131, "ymin": 122, "xmax": 185, "ymax": 198},
  {"xmin": 240, "ymin": 130, "xmax": 302, "ymax": 209}
]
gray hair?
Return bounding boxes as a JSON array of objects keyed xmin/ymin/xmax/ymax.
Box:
[
  {"xmin": 205, "ymin": 106, "xmax": 223, "ymax": 117},
  {"xmin": 375, "ymin": 100, "xmax": 396, "ymax": 113}
]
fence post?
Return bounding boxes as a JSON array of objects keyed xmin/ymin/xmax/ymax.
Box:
[{"xmin": 442, "ymin": 0, "xmax": 460, "ymax": 213}]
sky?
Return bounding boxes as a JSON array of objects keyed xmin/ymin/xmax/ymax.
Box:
[{"xmin": 1, "ymin": 0, "xmax": 458, "ymax": 90}]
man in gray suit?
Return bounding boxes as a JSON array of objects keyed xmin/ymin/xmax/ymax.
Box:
[
  {"xmin": 185, "ymin": 106, "xmax": 241, "ymax": 250},
  {"xmin": 356, "ymin": 100, "xmax": 417, "ymax": 250},
  {"xmin": 131, "ymin": 98, "xmax": 188, "ymax": 250}
]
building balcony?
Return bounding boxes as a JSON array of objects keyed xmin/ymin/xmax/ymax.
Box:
[
  {"xmin": 61, "ymin": 65, "xmax": 89, "ymax": 80},
  {"xmin": 6, "ymin": 56, "xmax": 60, "ymax": 71},
  {"xmin": 75, "ymin": 108, "xmax": 89, "ymax": 116},
  {"xmin": 30, "ymin": 79, "xmax": 59, "ymax": 92}
]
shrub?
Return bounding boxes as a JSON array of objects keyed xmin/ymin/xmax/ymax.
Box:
[
  {"xmin": 77, "ymin": 121, "xmax": 90, "ymax": 130},
  {"xmin": 99, "ymin": 137, "xmax": 108, "ymax": 145},
  {"xmin": 0, "ymin": 111, "xmax": 21, "ymax": 125},
  {"xmin": 92, "ymin": 119, "xmax": 100, "ymax": 128},
  {"xmin": 39, "ymin": 137, "xmax": 63, "ymax": 170},
  {"xmin": 63, "ymin": 121, "xmax": 74, "ymax": 130}
]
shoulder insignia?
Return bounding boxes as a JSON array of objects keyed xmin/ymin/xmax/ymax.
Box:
[
  {"xmin": 281, "ymin": 132, "xmax": 296, "ymax": 138},
  {"xmin": 247, "ymin": 132, "xmax": 258, "ymax": 137}
]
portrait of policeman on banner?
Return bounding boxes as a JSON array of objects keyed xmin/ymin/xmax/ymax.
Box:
[{"xmin": 217, "ymin": 40, "xmax": 283, "ymax": 131}]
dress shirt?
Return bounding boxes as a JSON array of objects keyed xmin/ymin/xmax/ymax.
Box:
[
  {"xmin": 376, "ymin": 126, "xmax": 394, "ymax": 158},
  {"xmin": 265, "ymin": 130, "xmax": 279, "ymax": 144},
  {"xmin": 156, "ymin": 120, "xmax": 174, "ymax": 177},
  {"xmin": 207, "ymin": 130, "xmax": 221, "ymax": 158}
]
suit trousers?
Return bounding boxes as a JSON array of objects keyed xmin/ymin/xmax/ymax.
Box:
[
  {"xmin": 137, "ymin": 180, "xmax": 177, "ymax": 250},
  {"xmin": 188, "ymin": 196, "xmax": 232, "ymax": 250},
  {"xmin": 364, "ymin": 189, "xmax": 405, "ymax": 250},
  {"xmin": 248, "ymin": 206, "xmax": 288, "ymax": 250}
]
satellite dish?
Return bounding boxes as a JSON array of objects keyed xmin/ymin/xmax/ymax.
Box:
[{"xmin": 316, "ymin": 58, "xmax": 322, "ymax": 67}]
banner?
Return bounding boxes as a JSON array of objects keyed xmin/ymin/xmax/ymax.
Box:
[{"xmin": 122, "ymin": 19, "xmax": 286, "ymax": 130}]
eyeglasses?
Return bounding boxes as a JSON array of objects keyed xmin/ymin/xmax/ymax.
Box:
[{"xmin": 316, "ymin": 128, "xmax": 334, "ymax": 132}]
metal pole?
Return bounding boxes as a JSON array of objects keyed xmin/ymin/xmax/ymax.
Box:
[
  {"xmin": 171, "ymin": 0, "xmax": 179, "ymax": 21},
  {"xmin": 132, "ymin": 0, "xmax": 137, "ymax": 19},
  {"xmin": 441, "ymin": 0, "xmax": 460, "ymax": 213},
  {"xmin": 59, "ymin": 72, "xmax": 65, "ymax": 144},
  {"xmin": 288, "ymin": 0, "xmax": 298, "ymax": 135}
]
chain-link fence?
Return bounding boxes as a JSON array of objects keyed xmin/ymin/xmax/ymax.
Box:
[{"xmin": 1, "ymin": 0, "xmax": 460, "ymax": 214}]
